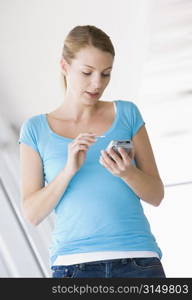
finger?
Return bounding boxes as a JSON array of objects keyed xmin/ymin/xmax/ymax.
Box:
[
  {"xmin": 100, "ymin": 150, "xmax": 117, "ymax": 171},
  {"xmin": 100, "ymin": 150, "xmax": 115, "ymax": 163},
  {"xmin": 70, "ymin": 143, "xmax": 88, "ymax": 154},
  {"xmin": 72, "ymin": 137, "xmax": 97, "ymax": 148},
  {"xmin": 77, "ymin": 132, "xmax": 97, "ymax": 139},
  {"xmin": 117, "ymin": 147, "xmax": 132, "ymax": 163},
  {"xmin": 130, "ymin": 148, "xmax": 135, "ymax": 160},
  {"xmin": 78, "ymin": 136, "xmax": 97, "ymax": 142},
  {"xmin": 107, "ymin": 147, "xmax": 124, "ymax": 167},
  {"xmin": 78, "ymin": 144, "xmax": 88, "ymax": 151},
  {"xmin": 99, "ymin": 155, "xmax": 113, "ymax": 171},
  {"xmin": 78, "ymin": 136, "xmax": 97, "ymax": 144}
]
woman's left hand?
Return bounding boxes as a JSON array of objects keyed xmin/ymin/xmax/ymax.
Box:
[{"xmin": 99, "ymin": 147, "xmax": 135, "ymax": 179}]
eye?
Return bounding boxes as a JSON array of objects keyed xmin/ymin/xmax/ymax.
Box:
[
  {"xmin": 102, "ymin": 74, "xmax": 111, "ymax": 77},
  {"xmin": 82, "ymin": 72, "xmax": 111, "ymax": 77}
]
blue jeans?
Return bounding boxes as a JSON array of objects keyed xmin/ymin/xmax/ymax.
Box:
[{"xmin": 51, "ymin": 257, "xmax": 166, "ymax": 278}]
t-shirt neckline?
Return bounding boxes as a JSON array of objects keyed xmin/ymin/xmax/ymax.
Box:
[{"xmin": 41, "ymin": 100, "xmax": 119, "ymax": 141}]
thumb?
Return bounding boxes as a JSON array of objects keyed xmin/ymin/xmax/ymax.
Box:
[{"xmin": 129, "ymin": 148, "xmax": 135, "ymax": 160}]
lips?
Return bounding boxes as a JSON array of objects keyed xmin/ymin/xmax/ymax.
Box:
[
  {"xmin": 86, "ymin": 91, "xmax": 99, "ymax": 97},
  {"xmin": 87, "ymin": 91, "xmax": 99, "ymax": 95}
]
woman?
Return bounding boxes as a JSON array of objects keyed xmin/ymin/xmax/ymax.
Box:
[{"xmin": 18, "ymin": 25, "xmax": 166, "ymax": 278}]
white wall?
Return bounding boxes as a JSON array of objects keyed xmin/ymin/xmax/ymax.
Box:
[{"xmin": 0, "ymin": 0, "xmax": 191, "ymax": 277}]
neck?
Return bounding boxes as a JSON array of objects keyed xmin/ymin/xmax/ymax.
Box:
[{"xmin": 57, "ymin": 95, "xmax": 102, "ymax": 123}]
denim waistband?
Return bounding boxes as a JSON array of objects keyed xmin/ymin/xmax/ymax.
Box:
[
  {"xmin": 51, "ymin": 257, "xmax": 160, "ymax": 271},
  {"xmin": 76, "ymin": 258, "xmax": 130, "ymax": 270}
]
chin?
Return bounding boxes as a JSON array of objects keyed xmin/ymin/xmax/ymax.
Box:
[{"xmin": 83, "ymin": 95, "xmax": 99, "ymax": 103}]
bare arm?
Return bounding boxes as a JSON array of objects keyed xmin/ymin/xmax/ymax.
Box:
[
  {"xmin": 19, "ymin": 132, "xmax": 97, "ymax": 226},
  {"xmin": 100, "ymin": 124, "xmax": 164, "ymax": 206},
  {"xmin": 121, "ymin": 125, "xmax": 164, "ymax": 206},
  {"xmin": 19, "ymin": 143, "xmax": 74, "ymax": 226}
]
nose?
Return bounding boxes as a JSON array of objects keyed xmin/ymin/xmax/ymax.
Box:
[{"xmin": 90, "ymin": 74, "xmax": 103, "ymax": 90}]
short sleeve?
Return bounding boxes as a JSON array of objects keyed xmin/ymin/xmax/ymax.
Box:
[
  {"xmin": 18, "ymin": 118, "xmax": 39, "ymax": 153},
  {"xmin": 130, "ymin": 102, "xmax": 145, "ymax": 138}
]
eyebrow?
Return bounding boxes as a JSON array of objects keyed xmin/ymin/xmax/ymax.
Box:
[{"xmin": 83, "ymin": 64, "xmax": 112, "ymax": 71}]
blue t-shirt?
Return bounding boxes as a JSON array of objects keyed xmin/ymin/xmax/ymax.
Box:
[{"xmin": 18, "ymin": 100, "xmax": 162, "ymax": 266}]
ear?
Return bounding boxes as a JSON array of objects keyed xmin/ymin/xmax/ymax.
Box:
[{"xmin": 60, "ymin": 58, "xmax": 68, "ymax": 76}]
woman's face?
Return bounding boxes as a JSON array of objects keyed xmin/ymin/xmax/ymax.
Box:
[{"xmin": 61, "ymin": 46, "xmax": 114, "ymax": 104}]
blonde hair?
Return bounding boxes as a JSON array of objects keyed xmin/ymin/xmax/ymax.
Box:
[{"xmin": 61, "ymin": 25, "xmax": 115, "ymax": 90}]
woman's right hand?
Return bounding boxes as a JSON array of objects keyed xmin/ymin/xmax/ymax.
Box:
[{"xmin": 65, "ymin": 132, "xmax": 97, "ymax": 176}]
